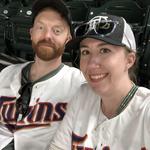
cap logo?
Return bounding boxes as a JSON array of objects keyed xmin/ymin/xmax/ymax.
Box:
[
  {"xmin": 75, "ymin": 15, "xmax": 119, "ymax": 38},
  {"xmin": 89, "ymin": 16, "xmax": 112, "ymax": 31}
]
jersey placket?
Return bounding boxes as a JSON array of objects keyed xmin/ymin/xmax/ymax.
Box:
[{"xmin": 95, "ymin": 121, "xmax": 111, "ymax": 149}]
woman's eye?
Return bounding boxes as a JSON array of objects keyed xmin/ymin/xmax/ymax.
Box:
[
  {"xmin": 100, "ymin": 48, "xmax": 110, "ymax": 53},
  {"xmin": 80, "ymin": 49, "xmax": 89, "ymax": 56}
]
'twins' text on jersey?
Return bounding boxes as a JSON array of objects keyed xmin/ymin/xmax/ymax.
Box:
[{"xmin": 0, "ymin": 96, "xmax": 67, "ymax": 131}]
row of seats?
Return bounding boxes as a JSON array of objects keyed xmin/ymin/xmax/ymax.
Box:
[
  {"xmin": 138, "ymin": 6, "xmax": 150, "ymax": 88},
  {"xmin": 0, "ymin": 0, "xmax": 150, "ymax": 88},
  {"xmin": 0, "ymin": 0, "xmax": 146, "ymax": 56}
]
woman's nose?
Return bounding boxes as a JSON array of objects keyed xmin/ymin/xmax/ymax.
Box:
[{"xmin": 88, "ymin": 55, "xmax": 101, "ymax": 68}]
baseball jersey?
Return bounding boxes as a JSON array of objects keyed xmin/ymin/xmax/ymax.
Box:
[
  {"xmin": 0, "ymin": 62, "xmax": 85, "ymax": 150},
  {"xmin": 50, "ymin": 84, "xmax": 150, "ymax": 150}
]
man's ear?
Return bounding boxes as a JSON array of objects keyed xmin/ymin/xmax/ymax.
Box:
[
  {"xmin": 29, "ymin": 28, "xmax": 33, "ymax": 40},
  {"xmin": 65, "ymin": 32, "xmax": 72, "ymax": 44}
]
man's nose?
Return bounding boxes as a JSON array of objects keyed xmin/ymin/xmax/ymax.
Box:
[{"xmin": 43, "ymin": 28, "xmax": 53, "ymax": 41}]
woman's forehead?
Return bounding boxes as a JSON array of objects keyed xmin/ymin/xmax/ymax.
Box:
[{"xmin": 80, "ymin": 38, "xmax": 109, "ymax": 48}]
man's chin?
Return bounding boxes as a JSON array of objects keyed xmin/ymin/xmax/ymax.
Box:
[
  {"xmin": 38, "ymin": 45, "xmax": 53, "ymax": 51},
  {"xmin": 37, "ymin": 53, "xmax": 61, "ymax": 61},
  {"xmin": 34, "ymin": 46, "xmax": 63, "ymax": 61}
]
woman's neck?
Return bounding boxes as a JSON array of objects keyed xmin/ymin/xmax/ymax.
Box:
[{"xmin": 101, "ymin": 81, "xmax": 134, "ymax": 119}]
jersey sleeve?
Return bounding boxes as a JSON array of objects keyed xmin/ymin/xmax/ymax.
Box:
[{"xmin": 50, "ymin": 94, "xmax": 78, "ymax": 150}]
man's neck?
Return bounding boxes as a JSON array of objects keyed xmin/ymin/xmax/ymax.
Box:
[{"xmin": 29, "ymin": 56, "xmax": 62, "ymax": 81}]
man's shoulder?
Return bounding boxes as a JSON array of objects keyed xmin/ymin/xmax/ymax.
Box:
[
  {"xmin": 63, "ymin": 64, "xmax": 80, "ymax": 72},
  {"xmin": 1, "ymin": 62, "xmax": 30, "ymax": 73},
  {"xmin": 62, "ymin": 65, "xmax": 85, "ymax": 80}
]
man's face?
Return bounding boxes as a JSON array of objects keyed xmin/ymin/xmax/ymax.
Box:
[{"xmin": 30, "ymin": 8, "xmax": 71, "ymax": 61}]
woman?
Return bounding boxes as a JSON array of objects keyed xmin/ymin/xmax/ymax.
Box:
[{"xmin": 50, "ymin": 14, "xmax": 150, "ymax": 149}]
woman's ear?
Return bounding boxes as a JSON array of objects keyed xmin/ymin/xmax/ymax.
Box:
[{"xmin": 127, "ymin": 52, "xmax": 136, "ymax": 69}]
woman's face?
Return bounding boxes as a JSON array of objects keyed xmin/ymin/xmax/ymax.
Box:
[{"xmin": 79, "ymin": 38, "xmax": 135, "ymax": 95}]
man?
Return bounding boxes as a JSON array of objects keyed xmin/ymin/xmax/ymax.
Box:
[{"xmin": 0, "ymin": 0, "xmax": 85, "ymax": 149}]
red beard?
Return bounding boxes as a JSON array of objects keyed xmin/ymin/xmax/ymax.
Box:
[{"xmin": 32, "ymin": 40, "xmax": 65, "ymax": 61}]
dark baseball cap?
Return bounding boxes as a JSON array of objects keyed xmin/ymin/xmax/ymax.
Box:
[
  {"xmin": 32, "ymin": 0, "xmax": 73, "ymax": 35},
  {"xmin": 66, "ymin": 14, "xmax": 136, "ymax": 52}
]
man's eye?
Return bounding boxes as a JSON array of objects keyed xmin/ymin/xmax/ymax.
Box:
[
  {"xmin": 39, "ymin": 26, "xmax": 44, "ymax": 30},
  {"xmin": 35, "ymin": 25, "xmax": 44, "ymax": 31},
  {"xmin": 53, "ymin": 28, "xmax": 62, "ymax": 35}
]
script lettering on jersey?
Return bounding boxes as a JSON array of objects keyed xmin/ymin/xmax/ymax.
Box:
[
  {"xmin": 71, "ymin": 132, "xmax": 147, "ymax": 150},
  {"xmin": 0, "ymin": 96, "xmax": 67, "ymax": 131},
  {"xmin": 72, "ymin": 132, "xmax": 89, "ymax": 150}
]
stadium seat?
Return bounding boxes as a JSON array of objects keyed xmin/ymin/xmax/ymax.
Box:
[
  {"xmin": 21, "ymin": 0, "xmax": 34, "ymax": 7},
  {"xmin": 0, "ymin": 0, "xmax": 24, "ymax": 54},
  {"xmin": 0, "ymin": 13, "xmax": 8, "ymax": 53},
  {"xmin": 66, "ymin": 0, "xmax": 89, "ymax": 26},
  {"xmin": 135, "ymin": 0, "xmax": 150, "ymax": 8},
  {"xmin": 138, "ymin": 6, "xmax": 150, "ymax": 88},
  {"xmin": 0, "ymin": 1, "xmax": 23, "ymax": 17},
  {"xmin": 0, "ymin": 52, "xmax": 26, "ymax": 71},
  {"xmin": 8, "ymin": 4, "xmax": 34, "ymax": 61},
  {"xmin": 87, "ymin": 0, "xmax": 144, "ymax": 24}
]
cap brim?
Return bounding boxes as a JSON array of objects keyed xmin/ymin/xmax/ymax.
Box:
[{"xmin": 66, "ymin": 35, "xmax": 126, "ymax": 51}]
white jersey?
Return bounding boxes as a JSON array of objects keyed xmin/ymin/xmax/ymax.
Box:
[
  {"xmin": 0, "ymin": 62, "xmax": 85, "ymax": 150},
  {"xmin": 51, "ymin": 84, "xmax": 150, "ymax": 150}
]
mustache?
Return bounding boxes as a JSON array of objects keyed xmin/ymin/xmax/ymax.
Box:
[{"xmin": 37, "ymin": 40, "xmax": 55, "ymax": 47}]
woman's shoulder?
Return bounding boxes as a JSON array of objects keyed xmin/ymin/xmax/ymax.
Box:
[
  {"xmin": 137, "ymin": 86, "xmax": 150, "ymax": 99},
  {"xmin": 132, "ymin": 86, "xmax": 150, "ymax": 113},
  {"xmin": 72, "ymin": 83, "xmax": 100, "ymax": 106}
]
